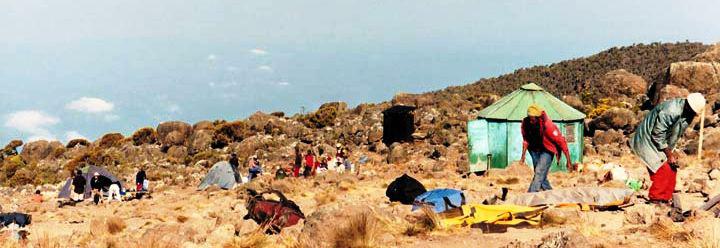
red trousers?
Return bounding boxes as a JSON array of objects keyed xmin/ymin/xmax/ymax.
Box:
[
  {"xmin": 647, "ymin": 161, "xmax": 677, "ymax": 201},
  {"xmin": 293, "ymin": 166, "xmax": 301, "ymax": 177}
]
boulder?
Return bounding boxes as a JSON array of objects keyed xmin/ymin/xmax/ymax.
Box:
[
  {"xmin": 305, "ymin": 102, "xmax": 348, "ymax": 128},
  {"xmin": 659, "ymin": 61, "xmax": 720, "ymax": 102},
  {"xmin": 655, "ymin": 85, "xmax": 689, "ymax": 104},
  {"xmin": 3, "ymin": 140, "xmax": 23, "ymax": 151},
  {"xmin": 710, "ymin": 168, "xmax": 720, "ymax": 181},
  {"xmin": 387, "ymin": 143, "xmax": 408, "ymax": 164},
  {"xmin": 167, "ymin": 146, "xmax": 188, "ymax": 161},
  {"xmin": 592, "ymin": 129, "xmax": 626, "ymax": 146},
  {"xmin": 588, "ymin": 107, "xmax": 637, "ymax": 133},
  {"xmin": 693, "ymin": 42, "xmax": 720, "ymax": 63},
  {"xmin": 20, "ymin": 140, "xmax": 64, "ymax": 163},
  {"xmin": 97, "ymin": 133, "xmax": 124, "ymax": 149},
  {"xmin": 623, "ymin": 204, "xmax": 655, "ymax": 225},
  {"xmin": 189, "ymin": 129, "xmax": 214, "ymax": 153},
  {"xmin": 157, "ymin": 121, "xmax": 193, "ymax": 147},
  {"xmin": 193, "ymin": 120, "xmax": 215, "ymax": 131},
  {"xmin": 598, "ymin": 69, "xmax": 648, "ymax": 97}
]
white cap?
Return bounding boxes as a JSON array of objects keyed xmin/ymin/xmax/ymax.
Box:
[
  {"xmin": 687, "ymin": 93, "xmax": 707, "ymax": 113},
  {"xmin": 94, "ymin": 172, "xmax": 100, "ymax": 176}
]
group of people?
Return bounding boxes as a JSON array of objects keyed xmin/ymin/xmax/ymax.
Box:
[
  {"xmin": 226, "ymin": 143, "xmax": 353, "ymax": 182},
  {"xmin": 284, "ymin": 143, "xmax": 352, "ymax": 179},
  {"xmin": 521, "ymin": 92, "xmax": 707, "ymax": 205},
  {"xmin": 66, "ymin": 166, "xmax": 149, "ymax": 205}
]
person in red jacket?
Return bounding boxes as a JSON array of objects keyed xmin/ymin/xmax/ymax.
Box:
[{"xmin": 520, "ymin": 104, "xmax": 572, "ymax": 192}]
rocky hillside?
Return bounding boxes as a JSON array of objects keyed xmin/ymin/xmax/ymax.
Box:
[{"xmin": 2, "ymin": 41, "xmax": 720, "ymax": 189}]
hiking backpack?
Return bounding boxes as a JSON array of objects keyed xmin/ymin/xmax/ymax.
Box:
[{"xmin": 386, "ymin": 174, "xmax": 427, "ymax": 205}]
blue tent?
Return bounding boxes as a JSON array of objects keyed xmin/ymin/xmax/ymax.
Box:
[{"xmin": 412, "ymin": 189, "xmax": 465, "ymax": 213}]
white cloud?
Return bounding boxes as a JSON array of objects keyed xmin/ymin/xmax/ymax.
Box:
[
  {"xmin": 103, "ymin": 114, "xmax": 120, "ymax": 122},
  {"xmin": 5, "ymin": 110, "xmax": 59, "ymax": 141},
  {"xmin": 64, "ymin": 131, "xmax": 86, "ymax": 141},
  {"xmin": 66, "ymin": 97, "xmax": 114, "ymax": 113},
  {"xmin": 278, "ymin": 81, "xmax": 290, "ymax": 86},
  {"xmin": 208, "ymin": 82, "xmax": 216, "ymax": 87},
  {"xmin": 258, "ymin": 65, "xmax": 273, "ymax": 72},
  {"xmin": 250, "ymin": 48, "xmax": 267, "ymax": 55},
  {"xmin": 207, "ymin": 54, "xmax": 217, "ymax": 61}
]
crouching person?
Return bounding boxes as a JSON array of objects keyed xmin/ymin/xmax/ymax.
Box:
[{"xmin": 90, "ymin": 172, "xmax": 122, "ymax": 204}]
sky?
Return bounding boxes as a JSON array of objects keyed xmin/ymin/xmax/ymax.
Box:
[{"xmin": 1, "ymin": 0, "xmax": 719, "ymax": 143}]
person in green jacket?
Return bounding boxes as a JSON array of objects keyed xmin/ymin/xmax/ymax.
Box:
[{"xmin": 630, "ymin": 93, "xmax": 706, "ymax": 203}]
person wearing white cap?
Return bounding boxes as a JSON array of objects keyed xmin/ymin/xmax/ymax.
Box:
[
  {"xmin": 630, "ymin": 92, "xmax": 706, "ymax": 204},
  {"xmin": 90, "ymin": 172, "xmax": 122, "ymax": 203}
]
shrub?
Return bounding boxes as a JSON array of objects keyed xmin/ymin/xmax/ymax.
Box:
[
  {"xmin": 131, "ymin": 127, "xmax": 158, "ymax": 146},
  {"xmin": 98, "ymin": 133, "xmax": 125, "ymax": 149},
  {"xmin": 331, "ymin": 211, "xmax": 382, "ymax": 248}
]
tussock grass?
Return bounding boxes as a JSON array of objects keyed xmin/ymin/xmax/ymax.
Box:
[
  {"xmin": 331, "ymin": 211, "xmax": 383, "ymax": 248},
  {"xmin": 223, "ymin": 231, "xmax": 271, "ymax": 248},
  {"xmin": 649, "ymin": 217, "xmax": 690, "ymax": 242},
  {"xmin": 106, "ymin": 216, "xmax": 127, "ymax": 235},
  {"xmin": 313, "ymin": 189, "xmax": 337, "ymax": 206}
]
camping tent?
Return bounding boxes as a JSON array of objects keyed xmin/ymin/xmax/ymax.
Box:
[
  {"xmin": 197, "ymin": 161, "xmax": 238, "ymax": 190},
  {"xmin": 467, "ymin": 83, "xmax": 586, "ymax": 173},
  {"xmin": 58, "ymin": 165, "xmax": 124, "ymax": 199}
]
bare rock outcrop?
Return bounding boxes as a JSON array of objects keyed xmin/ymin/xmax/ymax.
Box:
[
  {"xmin": 20, "ymin": 140, "xmax": 64, "ymax": 163},
  {"xmin": 157, "ymin": 121, "xmax": 193, "ymax": 147}
]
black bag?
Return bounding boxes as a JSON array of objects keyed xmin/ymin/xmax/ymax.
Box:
[
  {"xmin": 386, "ymin": 174, "xmax": 427, "ymax": 205},
  {"xmin": 0, "ymin": 212, "xmax": 32, "ymax": 228}
]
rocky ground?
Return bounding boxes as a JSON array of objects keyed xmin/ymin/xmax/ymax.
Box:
[
  {"xmin": 2, "ymin": 152, "xmax": 720, "ymax": 248},
  {"xmin": 2, "ymin": 42, "xmax": 720, "ymax": 247}
]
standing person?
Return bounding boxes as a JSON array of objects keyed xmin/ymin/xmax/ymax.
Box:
[
  {"xmin": 631, "ymin": 93, "xmax": 705, "ymax": 204},
  {"xmin": 135, "ymin": 167, "xmax": 147, "ymax": 192},
  {"xmin": 520, "ymin": 104, "xmax": 572, "ymax": 193},
  {"xmin": 229, "ymin": 153, "xmax": 241, "ymax": 183},
  {"xmin": 248, "ymin": 156, "xmax": 262, "ymax": 180},
  {"xmin": 335, "ymin": 143, "xmax": 345, "ymax": 171},
  {"xmin": 303, "ymin": 149, "xmax": 315, "ymax": 177},
  {"xmin": 293, "ymin": 145, "xmax": 302, "ymax": 177},
  {"xmin": 71, "ymin": 169, "xmax": 86, "ymax": 202},
  {"xmin": 90, "ymin": 172, "xmax": 121, "ymax": 203}
]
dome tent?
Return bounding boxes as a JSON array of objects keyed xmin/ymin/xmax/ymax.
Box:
[{"xmin": 467, "ymin": 83, "xmax": 586, "ymax": 173}]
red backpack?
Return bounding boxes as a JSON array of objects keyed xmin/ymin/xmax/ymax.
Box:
[{"xmin": 243, "ymin": 189, "xmax": 305, "ymax": 234}]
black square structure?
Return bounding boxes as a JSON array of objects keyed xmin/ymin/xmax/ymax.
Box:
[{"xmin": 382, "ymin": 105, "xmax": 416, "ymax": 146}]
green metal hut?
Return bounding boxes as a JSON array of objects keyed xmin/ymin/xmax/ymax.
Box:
[{"xmin": 467, "ymin": 83, "xmax": 586, "ymax": 173}]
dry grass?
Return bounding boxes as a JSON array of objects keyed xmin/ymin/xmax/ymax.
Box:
[
  {"xmin": 331, "ymin": 211, "xmax": 383, "ymax": 248},
  {"xmin": 19, "ymin": 232, "xmax": 62, "ymax": 248},
  {"xmin": 650, "ymin": 217, "xmax": 690, "ymax": 242},
  {"xmin": 106, "ymin": 216, "xmax": 127, "ymax": 235},
  {"xmin": 314, "ymin": 189, "xmax": 337, "ymax": 206},
  {"xmin": 573, "ymin": 214, "xmax": 603, "ymax": 237},
  {"xmin": 223, "ymin": 231, "xmax": 271, "ymax": 248}
]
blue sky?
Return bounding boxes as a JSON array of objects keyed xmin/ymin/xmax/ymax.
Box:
[{"xmin": 1, "ymin": 0, "xmax": 719, "ymax": 143}]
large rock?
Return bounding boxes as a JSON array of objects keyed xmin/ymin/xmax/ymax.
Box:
[
  {"xmin": 655, "ymin": 84, "xmax": 690, "ymax": 104},
  {"xmin": 157, "ymin": 121, "xmax": 193, "ymax": 147},
  {"xmin": 694, "ymin": 42, "xmax": 720, "ymax": 63},
  {"xmin": 189, "ymin": 129, "xmax": 214, "ymax": 153},
  {"xmin": 96, "ymin": 133, "xmax": 125, "ymax": 149},
  {"xmin": 3, "ymin": 140, "xmax": 23, "ymax": 152},
  {"xmin": 305, "ymin": 102, "xmax": 348, "ymax": 128},
  {"xmin": 588, "ymin": 107, "xmax": 638, "ymax": 133},
  {"xmin": 658, "ymin": 62, "xmax": 720, "ymax": 102},
  {"xmin": 167, "ymin": 146, "xmax": 188, "ymax": 161},
  {"xmin": 597, "ymin": 69, "xmax": 648, "ymax": 97},
  {"xmin": 192, "ymin": 120, "xmax": 215, "ymax": 131},
  {"xmin": 20, "ymin": 140, "xmax": 64, "ymax": 163},
  {"xmin": 387, "ymin": 143, "xmax": 408, "ymax": 164}
]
